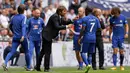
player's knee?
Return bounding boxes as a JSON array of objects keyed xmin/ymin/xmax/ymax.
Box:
[
  {"xmin": 75, "ymin": 51, "xmax": 80, "ymax": 55},
  {"xmin": 113, "ymin": 48, "xmax": 118, "ymax": 54},
  {"xmin": 119, "ymin": 50, "xmax": 124, "ymax": 54}
]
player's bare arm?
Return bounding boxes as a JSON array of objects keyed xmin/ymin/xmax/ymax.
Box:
[
  {"xmin": 109, "ymin": 25, "xmax": 112, "ymax": 41},
  {"xmin": 78, "ymin": 26, "xmax": 85, "ymax": 45},
  {"xmin": 124, "ymin": 24, "xmax": 129, "ymax": 38}
]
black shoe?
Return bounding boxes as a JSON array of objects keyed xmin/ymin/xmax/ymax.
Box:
[
  {"xmin": 34, "ymin": 66, "xmax": 41, "ymax": 71},
  {"xmin": 44, "ymin": 69, "xmax": 52, "ymax": 72},
  {"xmin": 14, "ymin": 64, "xmax": 18, "ymax": 66},
  {"xmin": 99, "ymin": 67, "xmax": 106, "ymax": 70},
  {"xmin": 77, "ymin": 67, "xmax": 83, "ymax": 70},
  {"xmin": 92, "ymin": 67, "xmax": 97, "ymax": 70},
  {"xmin": 11, "ymin": 64, "xmax": 14, "ymax": 66}
]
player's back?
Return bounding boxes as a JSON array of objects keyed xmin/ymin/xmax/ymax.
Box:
[
  {"xmin": 11, "ymin": 14, "xmax": 26, "ymax": 39},
  {"xmin": 82, "ymin": 14, "xmax": 101, "ymax": 43}
]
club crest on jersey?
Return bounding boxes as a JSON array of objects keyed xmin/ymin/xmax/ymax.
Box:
[
  {"xmin": 120, "ymin": 20, "xmax": 122, "ymax": 23},
  {"xmin": 79, "ymin": 24, "xmax": 82, "ymax": 29},
  {"xmin": 33, "ymin": 25, "xmax": 38, "ymax": 29},
  {"xmin": 38, "ymin": 20, "xmax": 40, "ymax": 24}
]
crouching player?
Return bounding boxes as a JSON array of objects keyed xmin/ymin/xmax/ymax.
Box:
[{"xmin": 109, "ymin": 7, "xmax": 129, "ymax": 70}]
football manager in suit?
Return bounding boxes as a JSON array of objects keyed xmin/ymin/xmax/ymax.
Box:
[{"xmin": 35, "ymin": 6, "xmax": 73, "ymax": 72}]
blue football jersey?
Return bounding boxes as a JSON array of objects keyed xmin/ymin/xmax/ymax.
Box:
[
  {"xmin": 110, "ymin": 14, "xmax": 128, "ymax": 37},
  {"xmin": 27, "ymin": 17, "xmax": 44, "ymax": 41},
  {"xmin": 10, "ymin": 14, "xmax": 27, "ymax": 39},
  {"xmin": 73, "ymin": 18, "xmax": 83, "ymax": 36},
  {"xmin": 82, "ymin": 14, "xmax": 101, "ymax": 43}
]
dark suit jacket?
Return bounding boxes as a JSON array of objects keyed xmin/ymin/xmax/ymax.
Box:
[
  {"xmin": 96, "ymin": 18, "xmax": 105, "ymax": 37},
  {"xmin": 42, "ymin": 13, "xmax": 72, "ymax": 41}
]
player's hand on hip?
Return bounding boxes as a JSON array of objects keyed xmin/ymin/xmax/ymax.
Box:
[
  {"xmin": 124, "ymin": 34, "xmax": 128, "ymax": 38},
  {"xmin": 20, "ymin": 36, "xmax": 24, "ymax": 42}
]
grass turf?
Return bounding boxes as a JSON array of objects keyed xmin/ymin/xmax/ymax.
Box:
[{"xmin": 0, "ymin": 67, "xmax": 130, "ymax": 73}]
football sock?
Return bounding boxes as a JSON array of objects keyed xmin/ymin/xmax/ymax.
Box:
[
  {"xmin": 79, "ymin": 61, "xmax": 83, "ymax": 67},
  {"xmin": 88, "ymin": 54, "xmax": 92, "ymax": 65},
  {"xmin": 81, "ymin": 53, "xmax": 89, "ymax": 66},
  {"xmin": 120, "ymin": 54, "xmax": 124, "ymax": 66},
  {"xmin": 113, "ymin": 54, "xmax": 117, "ymax": 66}
]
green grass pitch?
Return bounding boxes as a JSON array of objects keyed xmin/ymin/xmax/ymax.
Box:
[{"xmin": 0, "ymin": 67, "xmax": 130, "ymax": 73}]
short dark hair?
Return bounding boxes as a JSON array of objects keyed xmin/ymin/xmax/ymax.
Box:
[
  {"xmin": 111, "ymin": 7, "xmax": 121, "ymax": 15},
  {"xmin": 17, "ymin": 4, "xmax": 25, "ymax": 14},
  {"xmin": 32, "ymin": 7, "xmax": 38, "ymax": 12},
  {"xmin": 56, "ymin": 6, "xmax": 66, "ymax": 14},
  {"xmin": 85, "ymin": 6, "xmax": 93, "ymax": 16}
]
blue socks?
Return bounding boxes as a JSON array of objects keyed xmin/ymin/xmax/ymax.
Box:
[
  {"xmin": 81, "ymin": 53, "xmax": 89, "ymax": 66},
  {"xmin": 113, "ymin": 53, "xmax": 124, "ymax": 66},
  {"xmin": 88, "ymin": 54, "xmax": 92, "ymax": 64},
  {"xmin": 113, "ymin": 54, "xmax": 117, "ymax": 66},
  {"xmin": 79, "ymin": 62, "xmax": 83, "ymax": 67}
]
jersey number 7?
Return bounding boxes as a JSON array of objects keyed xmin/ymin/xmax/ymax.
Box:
[{"xmin": 90, "ymin": 22, "xmax": 95, "ymax": 32}]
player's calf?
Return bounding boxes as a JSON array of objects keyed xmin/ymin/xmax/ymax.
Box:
[
  {"xmin": 119, "ymin": 49, "xmax": 125, "ymax": 70},
  {"xmin": 111, "ymin": 48, "xmax": 118, "ymax": 70},
  {"xmin": 75, "ymin": 51, "xmax": 83, "ymax": 70}
]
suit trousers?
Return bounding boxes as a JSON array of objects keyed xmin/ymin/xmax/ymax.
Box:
[
  {"xmin": 92, "ymin": 36, "xmax": 104, "ymax": 68},
  {"xmin": 37, "ymin": 37, "xmax": 52, "ymax": 70}
]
